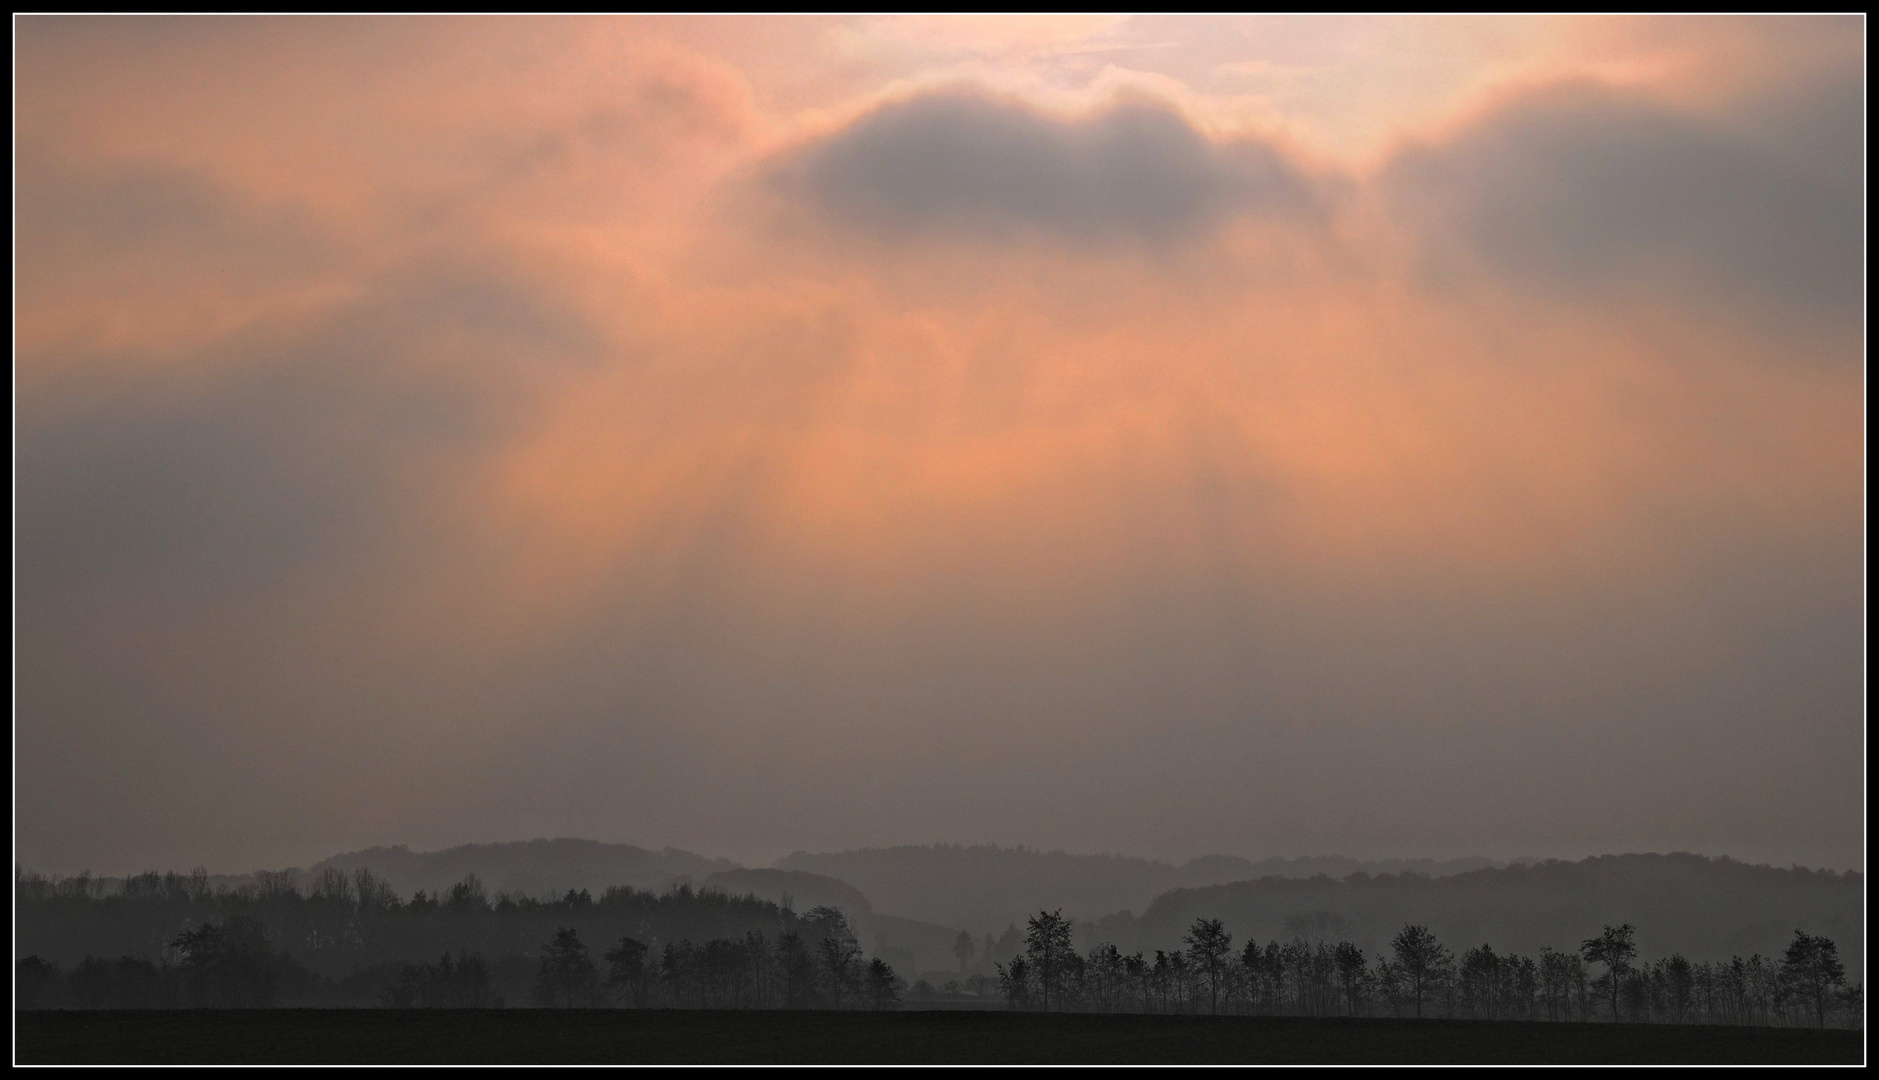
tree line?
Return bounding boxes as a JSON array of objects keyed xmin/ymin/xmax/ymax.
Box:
[
  {"xmin": 14, "ymin": 869, "xmax": 903, "ymax": 1011},
  {"xmin": 518, "ymin": 907, "xmax": 904, "ymax": 1010},
  {"xmin": 16, "ymin": 904, "xmax": 908, "ymax": 1012},
  {"xmin": 993, "ymin": 911, "xmax": 1860, "ymax": 1028},
  {"xmin": 17, "ymin": 914, "xmax": 312, "ymax": 1009},
  {"xmin": 14, "ymin": 868, "xmax": 1861, "ymax": 1027}
]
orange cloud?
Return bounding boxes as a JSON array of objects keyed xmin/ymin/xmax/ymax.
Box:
[{"xmin": 14, "ymin": 15, "xmax": 1863, "ymax": 874}]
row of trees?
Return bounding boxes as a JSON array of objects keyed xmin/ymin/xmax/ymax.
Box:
[
  {"xmin": 15, "ymin": 867, "xmax": 1859, "ymax": 1027},
  {"xmin": 996, "ymin": 912, "xmax": 1860, "ymax": 1028},
  {"xmin": 521, "ymin": 908, "xmax": 903, "ymax": 1011},
  {"xmin": 18, "ymin": 866, "xmax": 784, "ymax": 926},
  {"xmin": 16, "ymin": 868, "xmax": 825, "ymax": 990},
  {"xmin": 16, "ymin": 915, "xmax": 313, "ymax": 1009},
  {"xmin": 15, "ymin": 906, "xmax": 908, "ymax": 1013}
]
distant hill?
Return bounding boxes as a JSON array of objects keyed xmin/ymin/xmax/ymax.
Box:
[
  {"xmin": 701, "ymin": 869, "xmax": 873, "ymax": 915},
  {"xmin": 1085, "ymin": 853, "xmax": 1864, "ymax": 980},
  {"xmin": 310, "ymin": 839, "xmax": 735, "ymax": 900},
  {"xmin": 697, "ymin": 868, "xmax": 976, "ymax": 976},
  {"xmin": 22, "ymin": 843, "xmax": 1860, "ymax": 985},
  {"xmin": 1197, "ymin": 855, "xmax": 1506, "ymax": 882},
  {"xmin": 774, "ymin": 845, "xmax": 1504, "ymax": 933}
]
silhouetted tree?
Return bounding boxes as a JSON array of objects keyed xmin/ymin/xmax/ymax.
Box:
[
  {"xmin": 69, "ymin": 957, "xmax": 116, "ymax": 1010},
  {"xmin": 352, "ymin": 868, "xmax": 399, "ymax": 917},
  {"xmin": 1333, "ymin": 941, "xmax": 1367, "ymax": 1016},
  {"xmin": 659, "ymin": 940, "xmax": 701, "ymax": 1008},
  {"xmin": 1183, "ymin": 917, "xmax": 1233, "ymax": 1014},
  {"xmin": 1580, "ymin": 923, "xmax": 1636, "ymax": 1022},
  {"xmin": 1024, "ymin": 910, "xmax": 1076, "ymax": 1011},
  {"xmin": 1621, "ymin": 965, "xmax": 1649, "ymax": 1020},
  {"xmin": 997, "ymin": 956, "xmax": 1033, "ymax": 1009},
  {"xmin": 1459, "ymin": 944, "xmax": 1502, "ymax": 1019},
  {"xmin": 533, "ymin": 928, "xmax": 598, "ymax": 1008},
  {"xmin": 866, "ymin": 957, "xmax": 904, "ymax": 1010},
  {"xmin": 1508, "ymin": 953, "xmax": 1538, "ymax": 1021},
  {"xmin": 1373, "ymin": 956, "xmax": 1406, "ymax": 1017},
  {"xmin": 1241, "ymin": 940, "xmax": 1274, "ymax": 1013},
  {"xmin": 1288, "ymin": 939, "xmax": 1338, "ymax": 1016},
  {"xmin": 445, "ymin": 875, "xmax": 490, "ymax": 913},
  {"xmin": 1662, "ymin": 953, "xmax": 1694, "ymax": 1024},
  {"xmin": 776, "ymin": 932, "xmax": 816, "ymax": 1008},
  {"xmin": 171, "ymin": 916, "xmax": 280, "ymax": 1007},
  {"xmin": 805, "ymin": 906, "xmax": 862, "ymax": 1008},
  {"xmin": 1779, "ymin": 931, "xmax": 1845, "ymax": 1029},
  {"xmin": 953, "ymin": 930, "xmax": 976, "ymax": 974},
  {"xmin": 604, "ymin": 936, "xmax": 649, "ymax": 1007},
  {"xmin": 1389, "ymin": 924, "xmax": 1451, "ymax": 1019},
  {"xmin": 384, "ymin": 951, "xmax": 495, "ymax": 1008},
  {"xmin": 1082, "ymin": 943, "xmax": 1129, "ymax": 1012},
  {"xmin": 16, "ymin": 957, "xmax": 60, "ymax": 1010}
]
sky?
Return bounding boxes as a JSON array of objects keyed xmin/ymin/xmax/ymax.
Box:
[{"xmin": 14, "ymin": 15, "xmax": 1865, "ymax": 875}]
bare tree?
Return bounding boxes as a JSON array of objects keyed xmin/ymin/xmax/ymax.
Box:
[
  {"xmin": 1183, "ymin": 917, "xmax": 1233, "ymax": 1014},
  {"xmin": 1459, "ymin": 944, "xmax": 1501, "ymax": 1019},
  {"xmin": 1779, "ymin": 931, "xmax": 1845, "ymax": 1028},
  {"xmin": 1662, "ymin": 953, "xmax": 1694, "ymax": 1024},
  {"xmin": 777, "ymin": 932, "xmax": 815, "ymax": 1009},
  {"xmin": 1333, "ymin": 941, "xmax": 1367, "ymax": 1016},
  {"xmin": 1579, "ymin": 923, "xmax": 1636, "ymax": 1022},
  {"xmin": 805, "ymin": 906, "xmax": 862, "ymax": 1008},
  {"xmin": 1025, "ymin": 909, "xmax": 1076, "ymax": 1012},
  {"xmin": 1373, "ymin": 956, "xmax": 1406, "ymax": 1017},
  {"xmin": 1389, "ymin": 924, "xmax": 1451, "ymax": 1019}
]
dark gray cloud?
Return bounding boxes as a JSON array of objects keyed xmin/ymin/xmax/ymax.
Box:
[
  {"xmin": 774, "ymin": 92, "xmax": 1323, "ymax": 240},
  {"xmin": 1382, "ymin": 79, "xmax": 1864, "ymax": 321},
  {"xmin": 18, "ymin": 253, "xmax": 599, "ymax": 601},
  {"xmin": 21, "ymin": 161, "xmax": 268, "ymax": 252},
  {"xmin": 14, "ymin": 152, "xmax": 342, "ymax": 316},
  {"xmin": 14, "ymin": 232, "xmax": 612, "ymax": 874},
  {"xmin": 19, "ymin": 384, "xmax": 344, "ymax": 593}
]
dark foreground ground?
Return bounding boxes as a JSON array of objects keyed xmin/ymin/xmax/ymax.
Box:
[{"xmin": 15, "ymin": 1010, "xmax": 1864, "ymax": 1065}]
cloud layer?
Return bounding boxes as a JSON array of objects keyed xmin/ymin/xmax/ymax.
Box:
[
  {"xmin": 776, "ymin": 92, "xmax": 1322, "ymax": 240},
  {"xmin": 14, "ymin": 16, "xmax": 1864, "ymax": 877},
  {"xmin": 1383, "ymin": 76, "xmax": 1865, "ymax": 321}
]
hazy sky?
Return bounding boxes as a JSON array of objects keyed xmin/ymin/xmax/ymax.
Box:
[{"xmin": 15, "ymin": 15, "xmax": 1864, "ymax": 874}]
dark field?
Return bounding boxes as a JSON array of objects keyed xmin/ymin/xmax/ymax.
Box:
[{"xmin": 15, "ymin": 1010, "xmax": 1864, "ymax": 1065}]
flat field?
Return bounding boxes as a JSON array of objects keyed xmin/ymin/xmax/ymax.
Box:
[{"xmin": 15, "ymin": 1010, "xmax": 1864, "ymax": 1065}]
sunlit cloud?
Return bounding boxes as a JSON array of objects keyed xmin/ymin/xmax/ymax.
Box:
[{"xmin": 13, "ymin": 15, "xmax": 1863, "ymax": 875}]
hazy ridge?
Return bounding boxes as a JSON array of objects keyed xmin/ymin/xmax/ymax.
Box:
[
  {"xmin": 306, "ymin": 839, "xmax": 736, "ymax": 900},
  {"xmin": 776, "ymin": 845, "xmax": 1509, "ymax": 931},
  {"xmin": 1089, "ymin": 853, "xmax": 1863, "ymax": 981},
  {"xmin": 24, "ymin": 842, "xmax": 1861, "ymax": 981}
]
